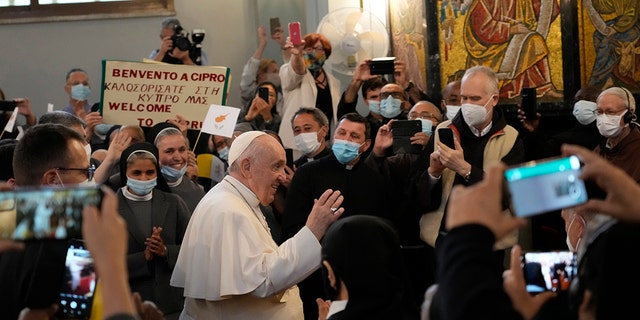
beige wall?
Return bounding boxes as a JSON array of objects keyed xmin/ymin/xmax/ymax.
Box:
[{"xmin": 0, "ymin": 0, "xmax": 309, "ymax": 121}]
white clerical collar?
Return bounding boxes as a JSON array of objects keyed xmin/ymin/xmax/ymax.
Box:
[
  {"xmin": 121, "ymin": 186, "xmax": 153, "ymax": 201},
  {"xmin": 326, "ymin": 300, "xmax": 348, "ymax": 318},
  {"xmin": 166, "ymin": 175, "xmax": 183, "ymax": 187},
  {"xmin": 469, "ymin": 121, "xmax": 493, "ymax": 137}
]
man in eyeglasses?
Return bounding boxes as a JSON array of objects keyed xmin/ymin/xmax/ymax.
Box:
[{"xmin": 0, "ymin": 123, "xmax": 95, "ymax": 318}]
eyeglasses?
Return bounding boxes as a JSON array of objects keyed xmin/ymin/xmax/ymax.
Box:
[
  {"xmin": 55, "ymin": 164, "xmax": 95, "ymax": 182},
  {"xmin": 303, "ymin": 46, "xmax": 325, "ymax": 53},
  {"xmin": 595, "ymin": 108, "xmax": 626, "ymax": 116},
  {"xmin": 380, "ymin": 92, "xmax": 405, "ymax": 100},
  {"xmin": 409, "ymin": 112, "xmax": 440, "ymax": 121}
]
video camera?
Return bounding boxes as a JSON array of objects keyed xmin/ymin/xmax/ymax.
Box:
[{"xmin": 169, "ymin": 24, "xmax": 206, "ymax": 65}]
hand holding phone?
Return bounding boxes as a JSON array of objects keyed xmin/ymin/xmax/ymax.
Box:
[
  {"xmin": 392, "ymin": 120, "xmax": 422, "ymax": 154},
  {"xmin": 57, "ymin": 239, "xmax": 97, "ymax": 319},
  {"xmin": 521, "ymin": 87, "xmax": 537, "ymax": 119},
  {"xmin": 504, "ymin": 156, "xmax": 588, "ymax": 218},
  {"xmin": 0, "ymin": 186, "xmax": 103, "ymax": 241},
  {"xmin": 258, "ymin": 87, "xmax": 269, "ymax": 102},
  {"xmin": 288, "ymin": 21, "xmax": 302, "ymax": 46}
]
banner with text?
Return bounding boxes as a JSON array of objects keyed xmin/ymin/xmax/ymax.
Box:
[{"xmin": 100, "ymin": 60, "xmax": 230, "ymax": 129}]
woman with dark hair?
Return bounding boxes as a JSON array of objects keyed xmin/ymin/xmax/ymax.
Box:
[
  {"xmin": 279, "ymin": 32, "xmax": 341, "ymax": 157},
  {"xmin": 238, "ymin": 81, "xmax": 282, "ymax": 132},
  {"xmin": 319, "ymin": 215, "xmax": 417, "ymax": 320},
  {"xmin": 116, "ymin": 142, "xmax": 191, "ymax": 319}
]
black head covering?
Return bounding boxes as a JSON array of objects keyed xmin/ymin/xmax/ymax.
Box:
[
  {"xmin": 145, "ymin": 122, "xmax": 180, "ymax": 145},
  {"xmin": 321, "ymin": 215, "xmax": 408, "ymax": 319},
  {"xmin": 119, "ymin": 142, "xmax": 171, "ymax": 193}
]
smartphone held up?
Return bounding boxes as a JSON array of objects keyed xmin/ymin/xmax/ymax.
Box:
[
  {"xmin": 504, "ymin": 156, "xmax": 588, "ymax": 218},
  {"xmin": 288, "ymin": 21, "xmax": 302, "ymax": 46},
  {"xmin": 0, "ymin": 185, "xmax": 103, "ymax": 241}
]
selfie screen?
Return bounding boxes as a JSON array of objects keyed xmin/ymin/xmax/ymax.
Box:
[
  {"xmin": 13, "ymin": 187, "xmax": 102, "ymax": 241},
  {"xmin": 59, "ymin": 241, "xmax": 95, "ymax": 319},
  {"xmin": 505, "ymin": 156, "xmax": 587, "ymax": 217},
  {"xmin": 523, "ymin": 251, "xmax": 577, "ymax": 293}
]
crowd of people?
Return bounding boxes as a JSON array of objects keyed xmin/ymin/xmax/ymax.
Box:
[{"xmin": 0, "ymin": 15, "xmax": 639, "ymax": 320}]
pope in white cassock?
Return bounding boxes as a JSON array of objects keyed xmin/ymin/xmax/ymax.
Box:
[{"xmin": 171, "ymin": 131, "xmax": 345, "ymax": 319}]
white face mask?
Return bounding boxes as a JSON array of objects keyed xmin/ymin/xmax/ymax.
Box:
[
  {"xmin": 461, "ymin": 98, "xmax": 491, "ymax": 127},
  {"xmin": 445, "ymin": 105, "xmax": 461, "ymax": 120},
  {"xmin": 596, "ymin": 113, "xmax": 624, "ymax": 138},
  {"xmin": 572, "ymin": 100, "xmax": 597, "ymax": 125},
  {"xmin": 294, "ymin": 132, "xmax": 321, "ymax": 155},
  {"xmin": 565, "ymin": 214, "xmax": 585, "ymax": 252}
]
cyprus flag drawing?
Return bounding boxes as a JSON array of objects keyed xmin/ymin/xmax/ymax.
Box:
[{"xmin": 201, "ymin": 104, "xmax": 240, "ymax": 138}]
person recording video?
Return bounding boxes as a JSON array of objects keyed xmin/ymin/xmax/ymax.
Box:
[{"xmin": 149, "ymin": 17, "xmax": 208, "ymax": 66}]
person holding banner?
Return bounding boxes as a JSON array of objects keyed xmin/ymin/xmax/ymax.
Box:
[{"xmin": 61, "ymin": 68, "xmax": 111, "ymax": 151}]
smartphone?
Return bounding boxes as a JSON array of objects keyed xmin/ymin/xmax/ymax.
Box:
[
  {"xmin": 437, "ymin": 127, "xmax": 455, "ymax": 149},
  {"xmin": 288, "ymin": 21, "xmax": 302, "ymax": 46},
  {"xmin": 258, "ymin": 87, "xmax": 269, "ymax": 102},
  {"xmin": 0, "ymin": 100, "xmax": 17, "ymax": 111},
  {"xmin": 90, "ymin": 103, "xmax": 100, "ymax": 113},
  {"xmin": 504, "ymin": 155, "xmax": 588, "ymax": 218},
  {"xmin": 369, "ymin": 57, "xmax": 396, "ymax": 75},
  {"xmin": 285, "ymin": 148, "xmax": 294, "ymax": 168},
  {"xmin": 57, "ymin": 239, "xmax": 97, "ymax": 320},
  {"xmin": 521, "ymin": 87, "xmax": 537, "ymax": 119},
  {"xmin": 0, "ymin": 185, "xmax": 103, "ymax": 241},
  {"xmin": 270, "ymin": 17, "xmax": 281, "ymax": 36},
  {"xmin": 522, "ymin": 250, "xmax": 577, "ymax": 293},
  {"xmin": 392, "ymin": 120, "xmax": 422, "ymax": 154}
]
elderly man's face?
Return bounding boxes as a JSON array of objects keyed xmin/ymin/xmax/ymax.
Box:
[{"xmin": 245, "ymin": 136, "xmax": 286, "ymax": 206}]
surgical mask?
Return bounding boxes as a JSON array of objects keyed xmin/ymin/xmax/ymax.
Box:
[
  {"xmin": 217, "ymin": 146, "xmax": 229, "ymax": 161},
  {"xmin": 565, "ymin": 214, "xmax": 585, "ymax": 252},
  {"xmin": 461, "ymin": 100, "xmax": 490, "ymax": 127},
  {"xmin": 596, "ymin": 113, "xmax": 624, "ymax": 138},
  {"xmin": 304, "ymin": 52, "xmax": 326, "ymax": 71},
  {"xmin": 380, "ymin": 96, "xmax": 402, "ymax": 119},
  {"xmin": 368, "ymin": 100, "xmax": 381, "ymax": 115},
  {"xmin": 446, "ymin": 105, "xmax": 461, "ymax": 120},
  {"xmin": 84, "ymin": 144, "xmax": 92, "ymax": 162},
  {"xmin": 332, "ymin": 139, "xmax": 362, "ymax": 164},
  {"xmin": 417, "ymin": 118, "xmax": 433, "ymax": 135},
  {"xmin": 127, "ymin": 177, "xmax": 157, "ymax": 196},
  {"xmin": 161, "ymin": 165, "xmax": 187, "ymax": 182},
  {"xmin": 71, "ymin": 84, "xmax": 91, "ymax": 101},
  {"xmin": 573, "ymin": 100, "xmax": 598, "ymax": 125},
  {"xmin": 294, "ymin": 132, "xmax": 321, "ymax": 155},
  {"xmin": 263, "ymin": 73, "xmax": 281, "ymax": 89}
]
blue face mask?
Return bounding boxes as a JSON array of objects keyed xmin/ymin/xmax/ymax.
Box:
[
  {"xmin": 368, "ymin": 100, "xmax": 381, "ymax": 115},
  {"xmin": 127, "ymin": 177, "xmax": 157, "ymax": 195},
  {"xmin": 71, "ymin": 84, "xmax": 91, "ymax": 101},
  {"xmin": 380, "ymin": 96, "xmax": 403, "ymax": 119},
  {"xmin": 332, "ymin": 139, "xmax": 362, "ymax": 164},
  {"xmin": 161, "ymin": 165, "xmax": 187, "ymax": 182},
  {"xmin": 418, "ymin": 118, "xmax": 433, "ymax": 135},
  {"xmin": 217, "ymin": 146, "xmax": 229, "ymax": 161}
]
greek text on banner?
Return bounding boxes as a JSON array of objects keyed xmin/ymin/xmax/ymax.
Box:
[{"xmin": 100, "ymin": 60, "xmax": 231, "ymax": 130}]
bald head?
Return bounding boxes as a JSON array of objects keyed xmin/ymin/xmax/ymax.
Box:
[
  {"xmin": 442, "ymin": 80, "xmax": 461, "ymax": 106},
  {"xmin": 409, "ymin": 101, "xmax": 442, "ymax": 126}
]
